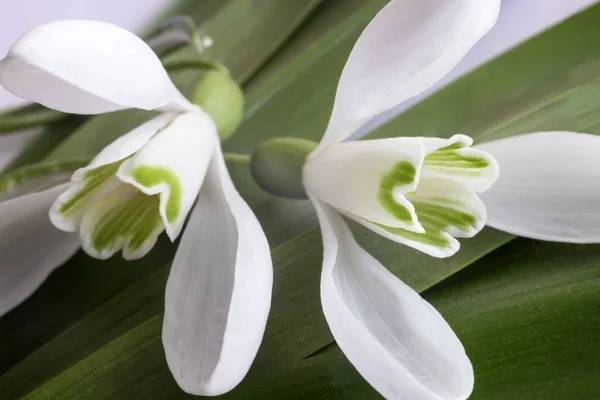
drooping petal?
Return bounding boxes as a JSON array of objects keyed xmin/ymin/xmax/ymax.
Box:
[
  {"xmin": 421, "ymin": 135, "xmax": 498, "ymax": 192},
  {"xmin": 117, "ymin": 111, "xmax": 217, "ymax": 240},
  {"xmin": 49, "ymin": 113, "xmax": 176, "ymax": 232},
  {"xmin": 311, "ymin": 197, "xmax": 473, "ymax": 400},
  {"xmin": 304, "ymin": 138, "xmax": 426, "ymax": 232},
  {"xmin": 0, "ymin": 20, "xmax": 194, "ymax": 114},
  {"xmin": 0, "ymin": 184, "xmax": 80, "ymax": 316},
  {"xmin": 477, "ymin": 131, "xmax": 600, "ymax": 242},
  {"xmin": 163, "ymin": 146, "xmax": 272, "ymax": 396},
  {"xmin": 316, "ymin": 0, "xmax": 501, "ymax": 149}
]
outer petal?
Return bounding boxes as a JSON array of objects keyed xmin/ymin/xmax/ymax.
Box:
[
  {"xmin": 0, "ymin": 20, "xmax": 194, "ymax": 114},
  {"xmin": 317, "ymin": 0, "xmax": 500, "ymax": 149},
  {"xmin": 50, "ymin": 113, "xmax": 175, "ymax": 232},
  {"xmin": 162, "ymin": 146, "xmax": 272, "ymax": 396},
  {"xmin": 118, "ymin": 111, "xmax": 217, "ymax": 240},
  {"xmin": 311, "ymin": 197, "xmax": 473, "ymax": 400},
  {"xmin": 477, "ymin": 131, "xmax": 600, "ymax": 242},
  {"xmin": 304, "ymin": 138, "xmax": 426, "ymax": 233},
  {"xmin": 0, "ymin": 184, "xmax": 80, "ymax": 316}
]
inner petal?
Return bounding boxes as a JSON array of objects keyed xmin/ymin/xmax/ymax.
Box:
[
  {"xmin": 420, "ymin": 134, "xmax": 498, "ymax": 192},
  {"xmin": 303, "ymin": 138, "xmax": 426, "ymax": 233},
  {"xmin": 117, "ymin": 111, "xmax": 217, "ymax": 241},
  {"xmin": 407, "ymin": 178, "xmax": 486, "ymax": 238},
  {"xmin": 50, "ymin": 162, "xmax": 120, "ymax": 232},
  {"xmin": 80, "ymin": 183, "xmax": 165, "ymax": 260}
]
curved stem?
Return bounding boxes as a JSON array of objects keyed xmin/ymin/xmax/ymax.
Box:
[
  {"xmin": 223, "ymin": 152, "xmax": 250, "ymax": 164},
  {"xmin": 163, "ymin": 59, "xmax": 230, "ymax": 75}
]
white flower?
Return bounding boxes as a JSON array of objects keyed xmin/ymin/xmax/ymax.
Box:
[
  {"xmin": 299, "ymin": 1, "xmax": 600, "ymax": 399},
  {"xmin": 0, "ymin": 20, "xmax": 272, "ymax": 396}
]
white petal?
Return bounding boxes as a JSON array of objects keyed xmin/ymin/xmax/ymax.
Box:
[
  {"xmin": 0, "ymin": 20, "xmax": 194, "ymax": 114},
  {"xmin": 0, "ymin": 184, "xmax": 80, "ymax": 316},
  {"xmin": 317, "ymin": 0, "xmax": 500, "ymax": 149},
  {"xmin": 163, "ymin": 147, "xmax": 272, "ymax": 396},
  {"xmin": 304, "ymin": 138, "xmax": 426, "ymax": 233},
  {"xmin": 477, "ymin": 131, "xmax": 600, "ymax": 242},
  {"xmin": 312, "ymin": 197, "xmax": 473, "ymax": 400},
  {"xmin": 118, "ymin": 111, "xmax": 218, "ymax": 240}
]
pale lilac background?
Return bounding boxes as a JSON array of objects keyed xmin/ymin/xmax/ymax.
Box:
[{"xmin": 0, "ymin": 0, "xmax": 598, "ymax": 168}]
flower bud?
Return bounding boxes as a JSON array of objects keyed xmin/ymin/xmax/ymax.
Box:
[
  {"xmin": 250, "ymin": 138, "xmax": 317, "ymax": 199},
  {"xmin": 191, "ymin": 70, "xmax": 244, "ymax": 140}
]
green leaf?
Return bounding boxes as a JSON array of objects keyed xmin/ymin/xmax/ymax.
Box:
[
  {"xmin": 0, "ymin": 159, "xmax": 88, "ymax": 201},
  {"xmin": 3, "ymin": 2, "xmax": 600, "ymax": 400},
  {"xmin": 0, "ymin": 116, "xmax": 85, "ymax": 175},
  {"xmin": 0, "ymin": 104, "xmax": 65, "ymax": 134}
]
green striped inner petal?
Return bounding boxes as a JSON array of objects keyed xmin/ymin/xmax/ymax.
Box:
[
  {"xmin": 371, "ymin": 220, "xmax": 453, "ymax": 249},
  {"xmin": 412, "ymin": 202, "xmax": 477, "ymax": 233},
  {"xmin": 59, "ymin": 162, "xmax": 120, "ymax": 217},
  {"xmin": 377, "ymin": 161, "xmax": 417, "ymax": 223},
  {"xmin": 83, "ymin": 184, "xmax": 164, "ymax": 259},
  {"xmin": 423, "ymin": 147, "xmax": 489, "ymax": 173}
]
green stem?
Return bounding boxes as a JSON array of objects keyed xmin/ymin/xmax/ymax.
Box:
[
  {"xmin": 223, "ymin": 152, "xmax": 250, "ymax": 164},
  {"xmin": 163, "ymin": 59, "xmax": 230, "ymax": 75}
]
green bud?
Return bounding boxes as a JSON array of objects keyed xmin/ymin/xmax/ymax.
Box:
[
  {"xmin": 250, "ymin": 138, "xmax": 318, "ymax": 199},
  {"xmin": 191, "ymin": 70, "xmax": 244, "ymax": 140}
]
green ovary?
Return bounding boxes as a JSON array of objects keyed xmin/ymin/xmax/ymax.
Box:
[
  {"xmin": 132, "ymin": 166, "xmax": 182, "ymax": 223},
  {"xmin": 377, "ymin": 161, "xmax": 417, "ymax": 223}
]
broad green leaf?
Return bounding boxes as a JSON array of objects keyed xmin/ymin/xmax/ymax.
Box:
[{"xmin": 3, "ymin": 3, "xmax": 600, "ymax": 400}]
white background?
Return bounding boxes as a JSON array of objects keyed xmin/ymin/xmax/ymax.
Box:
[{"xmin": 0, "ymin": 0, "xmax": 598, "ymax": 167}]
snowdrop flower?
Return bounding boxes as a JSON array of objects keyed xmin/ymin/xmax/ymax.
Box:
[
  {"xmin": 0, "ymin": 20, "xmax": 271, "ymax": 395},
  {"xmin": 252, "ymin": 0, "xmax": 600, "ymax": 399}
]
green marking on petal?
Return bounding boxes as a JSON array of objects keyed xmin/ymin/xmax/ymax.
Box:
[
  {"xmin": 87, "ymin": 188, "xmax": 164, "ymax": 257},
  {"xmin": 378, "ymin": 161, "xmax": 417, "ymax": 222},
  {"xmin": 412, "ymin": 202, "xmax": 477, "ymax": 232},
  {"xmin": 59, "ymin": 162, "xmax": 120, "ymax": 217},
  {"xmin": 132, "ymin": 166, "xmax": 182, "ymax": 223},
  {"xmin": 423, "ymin": 148, "xmax": 489, "ymax": 170},
  {"xmin": 370, "ymin": 220, "xmax": 452, "ymax": 248},
  {"xmin": 126, "ymin": 199, "xmax": 164, "ymax": 252},
  {"xmin": 436, "ymin": 141, "xmax": 467, "ymax": 151}
]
